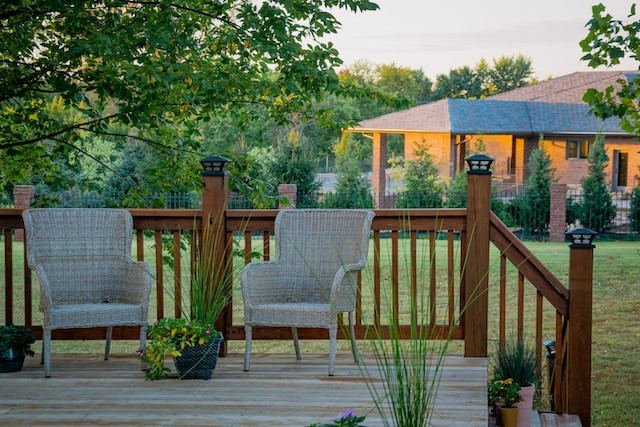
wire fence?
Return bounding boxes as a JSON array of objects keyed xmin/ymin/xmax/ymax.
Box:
[{"xmin": 7, "ymin": 185, "xmax": 640, "ymax": 240}]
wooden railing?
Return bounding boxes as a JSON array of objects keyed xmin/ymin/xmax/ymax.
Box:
[{"xmin": 0, "ymin": 166, "xmax": 594, "ymax": 424}]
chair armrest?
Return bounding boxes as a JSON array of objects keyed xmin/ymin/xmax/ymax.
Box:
[
  {"xmin": 113, "ymin": 261, "xmax": 154, "ymax": 307},
  {"xmin": 32, "ymin": 264, "xmax": 54, "ymax": 314},
  {"xmin": 330, "ymin": 263, "xmax": 366, "ymax": 313},
  {"xmin": 241, "ymin": 262, "xmax": 286, "ymax": 305}
]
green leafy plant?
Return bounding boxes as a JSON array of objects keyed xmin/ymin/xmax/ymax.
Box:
[
  {"xmin": 493, "ymin": 338, "xmax": 537, "ymax": 388},
  {"xmin": 489, "ymin": 375, "xmax": 522, "ymax": 408},
  {"xmin": 141, "ymin": 214, "xmax": 234, "ymax": 380},
  {"xmin": 0, "ymin": 325, "xmax": 36, "ymax": 356}
]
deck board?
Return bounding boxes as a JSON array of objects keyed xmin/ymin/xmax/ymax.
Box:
[{"xmin": 0, "ymin": 353, "xmax": 487, "ymax": 426}]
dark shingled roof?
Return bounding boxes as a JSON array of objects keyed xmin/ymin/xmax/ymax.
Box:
[{"xmin": 351, "ymin": 71, "xmax": 637, "ymax": 136}]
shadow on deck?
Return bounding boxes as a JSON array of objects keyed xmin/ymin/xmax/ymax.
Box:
[{"xmin": 0, "ymin": 353, "xmax": 487, "ymax": 426}]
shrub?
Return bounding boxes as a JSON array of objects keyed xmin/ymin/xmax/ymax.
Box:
[
  {"xmin": 395, "ymin": 144, "xmax": 444, "ymax": 208},
  {"xmin": 632, "ymin": 185, "xmax": 640, "ymax": 232},
  {"xmin": 578, "ymin": 135, "xmax": 615, "ymax": 233}
]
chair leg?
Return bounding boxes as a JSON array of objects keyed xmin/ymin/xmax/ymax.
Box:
[
  {"xmin": 292, "ymin": 327, "xmax": 301, "ymax": 360},
  {"xmin": 348, "ymin": 311, "xmax": 360, "ymax": 363},
  {"xmin": 43, "ymin": 329, "xmax": 52, "ymax": 378},
  {"xmin": 139, "ymin": 325, "xmax": 148, "ymax": 371},
  {"xmin": 104, "ymin": 326, "xmax": 113, "ymax": 360},
  {"xmin": 244, "ymin": 325, "xmax": 252, "ymax": 371},
  {"xmin": 329, "ymin": 326, "xmax": 337, "ymax": 376}
]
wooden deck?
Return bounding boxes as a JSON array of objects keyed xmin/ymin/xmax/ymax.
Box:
[{"xmin": 0, "ymin": 353, "xmax": 487, "ymax": 426}]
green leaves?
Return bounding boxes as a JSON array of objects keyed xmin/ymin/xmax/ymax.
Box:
[
  {"xmin": 1, "ymin": 0, "xmax": 381, "ymax": 189},
  {"xmin": 580, "ymin": 3, "xmax": 640, "ymax": 137}
]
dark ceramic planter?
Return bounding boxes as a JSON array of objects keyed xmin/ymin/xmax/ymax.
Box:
[
  {"xmin": 173, "ymin": 334, "xmax": 223, "ymax": 380},
  {"xmin": 0, "ymin": 347, "xmax": 26, "ymax": 373}
]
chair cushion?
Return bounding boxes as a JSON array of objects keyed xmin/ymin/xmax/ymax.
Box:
[
  {"xmin": 247, "ymin": 303, "xmax": 333, "ymax": 328},
  {"xmin": 50, "ymin": 303, "xmax": 145, "ymax": 329}
]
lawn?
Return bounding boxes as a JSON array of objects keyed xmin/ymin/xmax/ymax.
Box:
[{"xmin": 1, "ymin": 238, "xmax": 638, "ymax": 426}]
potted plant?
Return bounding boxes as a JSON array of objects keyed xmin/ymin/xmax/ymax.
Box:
[
  {"xmin": 493, "ymin": 338, "xmax": 537, "ymax": 427},
  {"xmin": 141, "ymin": 215, "xmax": 233, "ymax": 380},
  {"xmin": 0, "ymin": 325, "xmax": 36, "ymax": 373},
  {"xmin": 489, "ymin": 376, "xmax": 522, "ymax": 427}
]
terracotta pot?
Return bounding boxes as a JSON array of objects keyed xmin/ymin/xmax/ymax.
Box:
[
  {"xmin": 515, "ymin": 384, "xmax": 535, "ymax": 427},
  {"xmin": 498, "ymin": 406, "xmax": 519, "ymax": 427}
]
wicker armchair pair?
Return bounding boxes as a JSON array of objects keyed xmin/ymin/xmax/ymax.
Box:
[
  {"xmin": 22, "ymin": 208, "xmax": 153, "ymax": 378},
  {"xmin": 242, "ymin": 209, "xmax": 375, "ymax": 376}
]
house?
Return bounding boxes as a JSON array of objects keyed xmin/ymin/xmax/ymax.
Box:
[{"xmin": 344, "ymin": 71, "xmax": 640, "ymax": 208}]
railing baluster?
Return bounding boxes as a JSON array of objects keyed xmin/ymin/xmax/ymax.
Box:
[
  {"xmin": 429, "ymin": 231, "xmax": 436, "ymax": 328},
  {"xmin": 517, "ymin": 272, "xmax": 525, "ymax": 341},
  {"xmin": 173, "ymin": 231, "xmax": 182, "ymax": 319},
  {"xmin": 4, "ymin": 229, "xmax": 13, "ymax": 325},
  {"xmin": 391, "ymin": 230, "xmax": 399, "ymax": 325},
  {"xmin": 373, "ymin": 230, "xmax": 381, "ymax": 327},
  {"xmin": 447, "ymin": 231, "xmax": 455, "ymax": 327},
  {"xmin": 536, "ymin": 291, "xmax": 543, "ymax": 389},
  {"xmin": 23, "ymin": 237, "xmax": 31, "ymax": 327},
  {"xmin": 136, "ymin": 230, "xmax": 144, "ymax": 262},
  {"xmin": 499, "ymin": 254, "xmax": 507, "ymax": 352},
  {"xmin": 155, "ymin": 230, "xmax": 164, "ymax": 320},
  {"xmin": 244, "ymin": 231, "xmax": 252, "ymax": 265},
  {"xmin": 262, "ymin": 231, "xmax": 270, "ymax": 261},
  {"xmin": 410, "ymin": 230, "xmax": 417, "ymax": 326}
]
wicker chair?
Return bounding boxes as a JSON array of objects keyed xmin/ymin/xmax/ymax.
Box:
[
  {"xmin": 242, "ymin": 209, "xmax": 375, "ymax": 376},
  {"xmin": 22, "ymin": 208, "xmax": 153, "ymax": 377}
]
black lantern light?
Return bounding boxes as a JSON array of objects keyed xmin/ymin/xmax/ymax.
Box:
[
  {"xmin": 465, "ymin": 154, "xmax": 494, "ymax": 175},
  {"xmin": 200, "ymin": 156, "xmax": 230, "ymax": 176},
  {"xmin": 566, "ymin": 228, "xmax": 597, "ymax": 248}
]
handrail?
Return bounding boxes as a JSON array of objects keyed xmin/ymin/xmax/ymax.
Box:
[{"xmin": 489, "ymin": 212, "xmax": 569, "ymax": 317}]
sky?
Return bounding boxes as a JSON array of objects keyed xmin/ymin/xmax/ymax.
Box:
[{"xmin": 327, "ymin": 0, "xmax": 637, "ymax": 80}]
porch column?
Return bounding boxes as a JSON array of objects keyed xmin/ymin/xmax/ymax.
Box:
[
  {"xmin": 566, "ymin": 229, "xmax": 595, "ymax": 426},
  {"xmin": 200, "ymin": 156, "xmax": 231, "ymax": 356},
  {"xmin": 278, "ymin": 184, "xmax": 297, "ymax": 209},
  {"xmin": 13, "ymin": 185, "xmax": 34, "ymax": 242},
  {"xmin": 464, "ymin": 155, "xmax": 493, "ymax": 357},
  {"xmin": 372, "ymin": 133, "xmax": 387, "ymax": 208}
]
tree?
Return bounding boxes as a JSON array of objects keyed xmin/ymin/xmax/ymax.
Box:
[
  {"xmin": 0, "ymin": 0, "xmax": 380, "ymax": 188},
  {"xmin": 266, "ymin": 128, "xmax": 321, "ymax": 208},
  {"xmin": 489, "ymin": 55, "xmax": 534, "ymax": 93},
  {"xmin": 395, "ymin": 144, "xmax": 445, "ymax": 208},
  {"xmin": 321, "ymin": 135, "xmax": 373, "ymax": 208},
  {"xmin": 578, "ymin": 135, "xmax": 616, "ymax": 233},
  {"xmin": 508, "ymin": 145, "xmax": 555, "ymax": 236},
  {"xmin": 431, "ymin": 56, "xmax": 533, "ymax": 100},
  {"xmin": 580, "ymin": 3, "xmax": 640, "ymax": 135}
]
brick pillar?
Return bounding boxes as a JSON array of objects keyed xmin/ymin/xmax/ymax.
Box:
[
  {"xmin": 278, "ymin": 184, "xmax": 297, "ymax": 209},
  {"xmin": 549, "ymin": 184, "xmax": 567, "ymax": 242},
  {"xmin": 372, "ymin": 133, "xmax": 387, "ymax": 208},
  {"xmin": 13, "ymin": 185, "xmax": 35, "ymax": 242}
]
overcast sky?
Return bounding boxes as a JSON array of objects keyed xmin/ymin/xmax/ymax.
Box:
[{"xmin": 327, "ymin": 0, "xmax": 637, "ymax": 80}]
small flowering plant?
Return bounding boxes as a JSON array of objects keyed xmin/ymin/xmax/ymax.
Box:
[
  {"xmin": 488, "ymin": 375, "xmax": 522, "ymax": 408},
  {"xmin": 307, "ymin": 409, "xmax": 367, "ymax": 427},
  {"xmin": 140, "ymin": 317, "xmax": 219, "ymax": 380}
]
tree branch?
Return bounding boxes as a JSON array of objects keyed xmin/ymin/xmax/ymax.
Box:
[
  {"xmin": 76, "ymin": 128, "xmax": 205, "ymax": 156},
  {"xmin": 0, "ymin": 114, "xmax": 120, "ymax": 150}
]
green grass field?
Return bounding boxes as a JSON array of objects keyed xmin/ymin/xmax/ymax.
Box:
[{"xmin": 1, "ymin": 238, "xmax": 638, "ymax": 426}]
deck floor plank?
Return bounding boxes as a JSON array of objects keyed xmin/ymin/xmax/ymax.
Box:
[{"xmin": 0, "ymin": 353, "xmax": 487, "ymax": 426}]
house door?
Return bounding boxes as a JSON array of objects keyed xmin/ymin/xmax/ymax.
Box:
[{"xmin": 613, "ymin": 150, "xmax": 629, "ymax": 189}]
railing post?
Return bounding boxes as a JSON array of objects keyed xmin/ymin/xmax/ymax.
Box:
[
  {"xmin": 200, "ymin": 156, "xmax": 230, "ymax": 356},
  {"xmin": 566, "ymin": 228, "xmax": 596, "ymax": 426},
  {"xmin": 464, "ymin": 154, "xmax": 493, "ymax": 357}
]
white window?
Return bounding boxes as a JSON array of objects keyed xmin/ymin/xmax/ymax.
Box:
[{"xmin": 567, "ymin": 139, "xmax": 590, "ymax": 159}]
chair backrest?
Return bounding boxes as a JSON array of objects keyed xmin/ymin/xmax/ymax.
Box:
[
  {"xmin": 22, "ymin": 208, "xmax": 133, "ymax": 267},
  {"xmin": 274, "ymin": 209, "xmax": 374, "ymax": 302}
]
